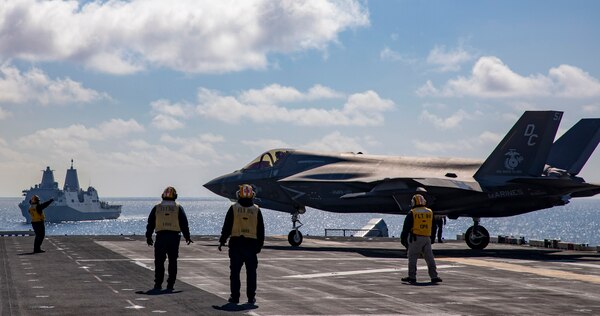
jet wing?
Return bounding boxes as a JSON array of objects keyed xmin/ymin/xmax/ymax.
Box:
[
  {"xmin": 413, "ymin": 178, "xmax": 482, "ymax": 192},
  {"xmin": 279, "ymin": 157, "xmax": 481, "ymax": 184},
  {"xmin": 339, "ymin": 177, "xmax": 482, "ymax": 201},
  {"xmin": 340, "ymin": 178, "xmax": 481, "ymax": 198},
  {"xmin": 339, "ymin": 180, "xmax": 414, "ymax": 199}
]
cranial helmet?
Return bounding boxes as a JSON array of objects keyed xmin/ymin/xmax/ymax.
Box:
[
  {"xmin": 30, "ymin": 195, "xmax": 40, "ymax": 204},
  {"xmin": 161, "ymin": 186, "xmax": 177, "ymax": 200},
  {"xmin": 411, "ymin": 194, "xmax": 426, "ymax": 207},
  {"xmin": 237, "ymin": 184, "xmax": 255, "ymax": 199}
]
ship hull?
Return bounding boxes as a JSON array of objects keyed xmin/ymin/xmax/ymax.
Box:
[
  {"xmin": 19, "ymin": 204, "xmax": 122, "ymax": 223},
  {"xmin": 20, "ymin": 163, "xmax": 121, "ymax": 223}
]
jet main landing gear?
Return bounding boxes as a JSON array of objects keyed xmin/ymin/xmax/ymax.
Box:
[
  {"xmin": 465, "ymin": 217, "xmax": 490, "ymax": 250},
  {"xmin": 288, "ymin": 207, "xmax": 305, "ymax": 247}
]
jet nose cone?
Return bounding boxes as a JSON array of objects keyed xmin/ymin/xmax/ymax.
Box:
[
  {"xmin": 204, "ymin": 172, "xmax": 238, "ymax": 198},
  {"xmin": 203, "ymin": 177, "xmax": 223, "ymax": 196}
]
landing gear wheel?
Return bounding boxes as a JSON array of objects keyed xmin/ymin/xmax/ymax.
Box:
[
  {"xmin": 288, "ymin": 230, "xmax": 303, "ymax": 247},
  {"xmin": 465, "ymin": 225, "xmax": 490, "ymax": 250}
]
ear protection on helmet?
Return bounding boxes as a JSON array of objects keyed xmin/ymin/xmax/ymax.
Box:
[
  {"xmin": 236, "ymin": 184, "xmax": 255, "ymax": 199},
  {"xmin": 161, "ymin": 186, "xmax": 178, "ymax": 200},
  {"xmin": 411, "ymin": 194, "xmax": 426, "ymax": 207}
]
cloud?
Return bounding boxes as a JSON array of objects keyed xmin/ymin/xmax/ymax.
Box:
[
  {"xmin": 379, "ymin": 47, "xmax": 416, "ymax": 63},
  {"xmin": 418, "ymin": 56, "xmax": 600, "ymax": 98},
  {"xmin": 159, "ymin": 134, "xmax": 219, "ymax": 158},
  {"xmin": 416, "ymin": 80, "xmax": 439, "ymax": 97},
  {"xmin": 239, "ymin": 84, "xmax": 343, "ymax": 104},
  {"xmin": 18, "ymin": 118, "xmax": 144, "ymax": 152},
  {"xmin": 0, "ymin": 0, "xmax": 369, "ymax": 74},
  {"xmin": 0, "ymin": 107, "xmax": 10, "ymax": 119},
  {"xmin": 426, "ymin": 45, "xmax": 473, "ymax": 72},
  {"xmin": 419, "ymin": 109, "xmax": 476, "ymax": 129},
  {"xmin": 241, "ymin": 139, "xmax": 291, "ymax": 152},
  {"xmin": 150, "ymin": 99, "xmax": 193, "ymax": 130},
  {"xmin": 152, "ymin": 114, "xmax": 185, "ymax": 130},
  {"xmin": 0, "ymin": 64, "xmax": 108, "ymax": 105},
  {"xmin": 300, "ymin": 131, "xmax": 366, "ymax": 152},
  {"xmin": 241, "ymin": 131, "xmax": 370, "ymax": 154},
  {"xmin": 196, "ymin": 85, "xmax": 394, "ymax": 126},
  {"xmin": 99, "ymin": 119, "xmax": 145, "ymax": 138},
  {"xmin": 582, "ymin": 104, "xmax": 600, "ymax": 113},
  {"xmin": 199, "ymin": 133, "xmax": 225, "ymax": 143},
  {"xmin": 413, "ymin": 131, "xmax": 502, "ymax": 155},
  {"xmin": 0, "ymin": 136, "xmax": 26, "ymax": 162},
  {"xmin": 413, "ymin": 138, "xmax": 473, "ymax": 154},
  {"xmin": 478, "ymin": 131, "xmax": 503, "ymax": 144}
]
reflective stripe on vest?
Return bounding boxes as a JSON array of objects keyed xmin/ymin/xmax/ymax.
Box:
[
  {"xmin": 155, "ymin": 203, "xmax": 181, "ymax": 232},
  {"xmin": 29, "ymin": 205, "xmax": 45, "ymax": 222},
  {"xmin": 411, "ymin": 206, "xmax": 433, "ymax": 236},
  {"xmin": 231, "ymin": 203, "xmax": 259, "ymax": 239}
]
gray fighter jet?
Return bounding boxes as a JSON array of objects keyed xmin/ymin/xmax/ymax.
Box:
[{"xmin": 204, "ymin": 111, "xmax": 600, "ymax": 249}]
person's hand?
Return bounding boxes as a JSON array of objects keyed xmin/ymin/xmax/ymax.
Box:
[
  {"xmin": 218, "ymin": 242, "xmax": 224, "ymax": 251},
  {"xmin": 185, "ymin": 238, "xmax": 193, "ymax": 245},
  {"xmin": 146, "ymin": 237, "xmax": 153, "ymax": 246}
]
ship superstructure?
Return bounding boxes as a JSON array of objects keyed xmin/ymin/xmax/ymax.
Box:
[{"xmin": 19, "ymin": 161, "xmax": 121, "ymax": 223}]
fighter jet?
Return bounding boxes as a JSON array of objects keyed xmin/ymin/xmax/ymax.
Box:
[{"xmin": 204, "ymin": 111, "xmax": 600, "ymax": 249}]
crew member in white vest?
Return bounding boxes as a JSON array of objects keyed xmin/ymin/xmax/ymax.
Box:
[
  {"xmin": 146, "ymin": 186, "xmax": 193, "ymax": 291},
  {"xmin": 400, "ymin": 194, "xmax": 442, "ymax": 284},
  {"xmin": 218, "ymin": 184, "xmax": 265, "ymax": 305},
  {"xmin": 28, "ymin": 195, "xmax": 54, "ymax": 253}
]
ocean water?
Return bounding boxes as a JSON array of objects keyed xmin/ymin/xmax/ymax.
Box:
[{"xmin": 1, "ymin": 197, "xmax": 599, "ymax": 246}]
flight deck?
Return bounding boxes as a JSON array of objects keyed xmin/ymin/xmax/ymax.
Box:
[{"xmin": 2, "ymin": 235, "xmax": 600, "ymax": 315}]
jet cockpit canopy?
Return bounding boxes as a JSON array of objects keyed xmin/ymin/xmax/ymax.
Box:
[{"xmin": 243, "ymin": 149, "xmax": 292, "ymax": 170}]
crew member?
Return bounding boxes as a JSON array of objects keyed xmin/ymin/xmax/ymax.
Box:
[
  {"xmin": 400, "ymin": 194, "xmax": 442, "ymax": 284},
  {"xmin": 433, "ymin": 214, "xmax": 447, "ymax": 243},
  {"xmin": 146, "ymin": 186, "xmax": 193, "ymax": 291},
  {"xmin": 219, "ymin": 184, "xmax": 265, "ymax": 305},
  {"xmin": 28, "ymin": 195, "xmax": 54, "ymax": 253}
]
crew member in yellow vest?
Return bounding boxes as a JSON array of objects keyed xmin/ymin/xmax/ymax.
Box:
[
  {"xmin": 218, "ymin": 184, "xmax": 265, "ymax": 305},
  {"xmin": 28, "ymin": 195, "xmax": 54, "ymax": 253},
  {"xmin": 400, "ymin": 194, "xmax": 442, "ymax": 284},
  {"xmin": 145, "ymin": 186, "xmax": 193, "ymax": 292}
]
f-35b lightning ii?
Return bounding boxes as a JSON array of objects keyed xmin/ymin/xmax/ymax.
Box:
[{"xmin": 204, "ymin": 111, "xmax": 600, "ymax": 249}]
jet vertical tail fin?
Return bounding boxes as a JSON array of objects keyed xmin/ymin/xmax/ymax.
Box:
[
  {"xmin": 547, "ymin": 118, "xmax": 600, "ymax": 175},
  {"xmin": 474, "ymin": 111, "xmax": 563, "ymax": 180}
]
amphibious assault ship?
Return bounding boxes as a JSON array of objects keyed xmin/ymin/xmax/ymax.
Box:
[{"xmin": 19, "ymin": 161, "xmax": 121, "ymax": 223}]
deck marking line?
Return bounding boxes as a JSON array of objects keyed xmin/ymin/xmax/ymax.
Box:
[
  {"xmin": 283, "ymin": 264, "xmax": 458, "ymax": 279},
  {"xmin": 441, "ymin": 258, "xmax": 600, "ymax": 284},
  {"xmin": 77, "ymin": 257, "xmax": 400, "ymax": 262},
  {"xmin": 125, "ymin": 299, "xmax": 145, "ymax": 310}
]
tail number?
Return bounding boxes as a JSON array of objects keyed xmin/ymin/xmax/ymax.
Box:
[{"xmin": 524, "ymin": 124, "xmax": 538, "ymax": 146}]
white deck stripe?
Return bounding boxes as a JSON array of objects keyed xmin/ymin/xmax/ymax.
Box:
[
  {"xmin": 441, "ymin": 258, "xmax": 600, "ymax": 284},
  {"xmin": 283, "ymin": 264, "xmax": 458, "ymax": 279},
  {"xmin": 76, "ymin": 257, "xmax": 403, "ymax": 262}
]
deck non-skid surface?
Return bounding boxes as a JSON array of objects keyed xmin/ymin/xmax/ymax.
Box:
[{"xmin": 1, "ymin": 235, "xmax": 600, "ymax": 315}]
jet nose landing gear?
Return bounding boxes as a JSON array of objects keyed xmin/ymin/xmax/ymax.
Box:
[
  {"xmin": 465, "ymin": 217, "xmax": 490, "ymax": 250},
  {"xmin": 288, "ymin": 230, "xmax": 303, "ymax": 247},
  {"xmin": 288, "ymin": 207, "xmax": 305, "ymax": 247}
]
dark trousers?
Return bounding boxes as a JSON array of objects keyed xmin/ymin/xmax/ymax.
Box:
[
  {"xmin": 229, "ymin": 247, "xmax": 258, "ymax": 300},
  {"xmin": 154, "ymin": 233, "xmax": 180, "ymax": 287},
  {"xmin": 434, "ymin": 219, "xmax": 444, "ymax": 242},
  {"xmin": 32, "ymin": 221, "xmax": 45, "ymax": 252}
]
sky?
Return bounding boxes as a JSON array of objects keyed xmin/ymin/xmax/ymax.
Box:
[{"xmin": 1, "ymin": 0, "xmax": 599, "ymax": 198}]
